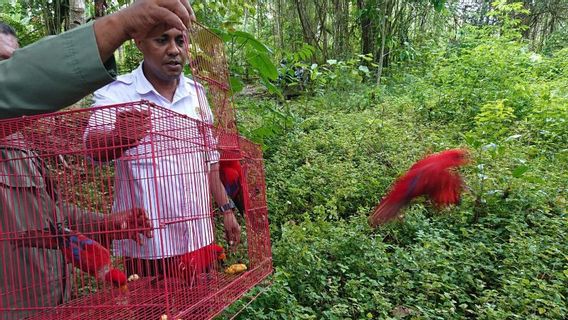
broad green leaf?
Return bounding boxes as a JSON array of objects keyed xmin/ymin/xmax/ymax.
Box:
[
  {"xmin": 247, "ymin": 51, "xmax": 279, "ymax": 81},
  {"xmin": 358, "ymin": 65, "xmax": 370, "ymax": 74},
  {"xmin": 229, "ymin": 76, "xmax": 244, "ymax": 94},
  {"xmin": 512, "ymin": 165, "xmax": 529, "ymax": 178},
  {"xmin": 232, "ymin": 31, "xmax": 272, "ymax": 53},
  {"xmin": 209, "ymin": 27, "xmax": 232, "ymax": 43},
  {"xmin": 260, "ymin": 78, "xmax": 283, "ymax": 99},
  {"xmin": 431, "ymin": 0, "xmax": 446, "ymax": 12}
]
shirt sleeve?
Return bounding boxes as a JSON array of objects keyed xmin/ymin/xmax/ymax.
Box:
[{"xmin": 0, "ymin": 22, "xmax": 117, "ymax": 119}]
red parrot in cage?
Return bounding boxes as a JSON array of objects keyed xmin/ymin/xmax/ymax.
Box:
[
  {"xmin": 219, "ymin": 158, "xmax": 245, "ymax": 214},
  {"xmin": 15, "ymin": 225, "xmax": 128, "ymax": 290},
  {"xmin": 177, "ymin": 243, "xmax": 226, "ymax": 283},
  {"xmin": 368, "ymin": 149, "xmax": 469, "ymax": 227}
]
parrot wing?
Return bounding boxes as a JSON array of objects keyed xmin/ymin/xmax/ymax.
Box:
[{"xmin": 369, "ymin": 149, "xmax": 469, "ymax": 227}]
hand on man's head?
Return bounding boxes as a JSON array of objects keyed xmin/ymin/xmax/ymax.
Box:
[{"xmin": 118, "ymin": 0, "xmax": 195, "ymax": 40}]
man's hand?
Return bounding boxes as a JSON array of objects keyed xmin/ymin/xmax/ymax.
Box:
[
  {"xmin": 95, "ymin": 0, "xmax": 196, "ymax": 62},
  {"xmin": 222, "ymin": 210, "xmax": 241, "ymax": 252},
  {"xmin": 106, "ymin": 208, "xmax": 153, "ymax": 245},
  {"xmin": 114, "ymin": 108, "xmax": 152, "ymax": 145},
  {"xmin": 12, "ymin": 229, "xmax": 58, "ymax": 249},
  {"xmin": 118, "ymin": 0, "xmax": 195, "ymax": 40}
]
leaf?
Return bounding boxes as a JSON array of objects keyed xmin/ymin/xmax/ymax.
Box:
[
  {"xmin": 431, "ymin": 0, "xmax": 446, "ymax": 12},
  {"xmin": 260, "ymin": 78, "xmax": 283, "ymax": 99},
  {"xmin": 358, "ymin": 65, "xmax": 370, "ymax": 74},
  {"xmin": 505, "ymin": 134, "xmax": 522, "ymax": 141},
  {"xmin": 512, "ymin": 165, "xmax": 529, "ymax": 178},
  {"xmin": 208, "ymin": 27, "xmax": 232, "ymax": 43},
  {"xmin": 232, "ymin": 31, "xmax": 272, "ymax": 53},
  {"xmin": 247, "ymin": 51, "xmax": 279, "ymax": 81},
  {"xmin": 229, "ymin": 76, "xmax": 244, "ymax": 94},
  {"xmin": 482, "ymin": 143, "xmax": 497, "ymax": 151}
]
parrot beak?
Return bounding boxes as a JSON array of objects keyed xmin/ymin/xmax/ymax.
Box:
[
  {"xmin": 218, "ymin": 251, "xmax": 227, "ymax": 267},
  {"xmin": 118, "ymin": 284, "xmax": 129, "ymax": 293}
]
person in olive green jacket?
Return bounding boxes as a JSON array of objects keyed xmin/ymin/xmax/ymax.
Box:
[
  {"xmin": 0, "ymin": 0, "xmax": 195, "ymax": 122},
  {"xmin": 0, "ymin": 1, "xmax": 195, "ymax": 318},
  {"xmin": 0, "ymin": 21, "xmax": 155, "ymax": 319}
]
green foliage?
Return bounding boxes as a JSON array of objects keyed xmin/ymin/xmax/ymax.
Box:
[
  {"xmin": 0, "ymin": 1, "xmax": 43, "ymax": 46},
  {"xmin": 276, "ymin": 44, "xmax": 315, "ymax": 98},
  {"xmin": 213, "ymin": 28, "xmax": 279, "ymax": 96},
  {"xmin": 474, "ymin": 99, "xmax": 517, "ymax": 141},
  {"xmin": 411, "ymin": 30, "xmax": 535, "ymax": 126},
  {"xmin": 235, "ymin": 97, "xmax": 298, "ymax": 151},
  {"xmin": 488, "ymin": 1, "xmax": 530, "ymax": 39},
  {"xmin": 117, "ymin": 40, "xmax": 143, "ymax": 74},
  {"xmin": 275, "ymin": 53, "xmax": 377, "ymax": 98},
  {"xmin": 224, "ymin": 204, "xmax": 566, "ymax": 319},
  {"xmin": 226, "ymin": 17, "xmax": 567, "ymax": 317},
  {"xmin": 431, "ymin": 0, "xmax": 446, "ymax": 12}
]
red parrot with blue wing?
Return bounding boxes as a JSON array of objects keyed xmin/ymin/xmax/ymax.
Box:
[{"xmin": 16, "ymin": 225, "xmax": 128, "ymax": 290}]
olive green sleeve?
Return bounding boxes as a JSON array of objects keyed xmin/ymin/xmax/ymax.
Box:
[{"xmin": 0, "ymin": 22, "xmax": 117, "ymax": 119}]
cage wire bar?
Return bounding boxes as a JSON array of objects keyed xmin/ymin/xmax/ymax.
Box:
[{"xmin": 0, "ymin": 23, "xmax": 272, "ymax": 320}]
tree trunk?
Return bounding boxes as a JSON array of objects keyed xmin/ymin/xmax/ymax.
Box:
[
  {"xmin": 377, "ymin": 0, "xmax": 387, "ymax": 85},
  {"xmin": 357, "ymin": 0, "xmax": 375, "ymax": 56},
  {"xmin": 333, "ymin": 0, "xmax": 350, "ymax": 59},
  {"xmin": 94, "ymin": 0, "xmax": 107, "ymax": 18},
  {"xmin": 68, "ymin": 0, "xmax": 85, "ymax": 29},
  {"xmin": 294, "ymin": 0, "xmax": 323, "ymax": 54}
]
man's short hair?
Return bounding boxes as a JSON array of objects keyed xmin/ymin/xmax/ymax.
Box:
[{"xmin": 0, "ymin": 21, "xmax": 17, "ymax": 37}]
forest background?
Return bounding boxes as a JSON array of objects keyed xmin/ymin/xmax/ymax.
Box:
[{"xmin": 1, "ymin": 0, "xmax": 567, "ymax": 318}]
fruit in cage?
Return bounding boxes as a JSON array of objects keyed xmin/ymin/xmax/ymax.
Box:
[
  {"xmin": 225, "ymin": 263, "xmax": 247, "ymax": 275},
  {"xmin": 127, "ymin": 274, "xmax": 140, "ymax": 282},
  {"xmin": 369, "ymin": 149, "xmax": 469, "ymax": 227}
]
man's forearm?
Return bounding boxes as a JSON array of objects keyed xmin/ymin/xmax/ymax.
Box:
[
  {"xmin": 0, "ymin": 24, "xmax": 115, "ymax": 119},
  {"xmin": 93, "ymin": 14, "xmax": 130, "ymax": 63},
  {"xmin": 209, "ymin": 163, "xmax": 231, "ymax": 208},
  {"xmin": 85, "ymin": 131, "xmax": 132, "ymax": 161}
]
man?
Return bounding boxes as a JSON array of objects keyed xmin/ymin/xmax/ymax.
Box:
[
  {"xmin": 0, "ymin": 0, "xmax": 195, "ymax": 120},
  {"xmin": 0, "ymin": 22, "xmax": 18, "ymax": 60},
  {"xmin": 84, "ymin": 27, "xmax": 241, "ymax": 277},
  {"xmin": 0, "ymin": 21, "xmax": 154, "ymax": 320}
]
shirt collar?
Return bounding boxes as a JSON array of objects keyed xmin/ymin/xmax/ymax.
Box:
[{"xmin": 132, "ymin": 62, "xmax": 193, "ymax": 103}]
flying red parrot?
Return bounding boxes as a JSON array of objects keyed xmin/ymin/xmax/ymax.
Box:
[
  {"xmin": 219, "ymin": 156, "xmax": 245, "ymax": 214},
  {"xmin": 176, "ymin": 243, "xmax": 226, "ymax": 284},
  {"xmin": 16, "ymin": 225, "xmax": 128, "ymax": 290},
  {"xmin": 368, "ymin": 149, "xmax": 469, "ymax": 227}
]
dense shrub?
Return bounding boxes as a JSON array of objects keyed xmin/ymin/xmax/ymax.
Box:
[{"xmin": 225, "ymin": 25, "xmax": 567, "ymax": 319}]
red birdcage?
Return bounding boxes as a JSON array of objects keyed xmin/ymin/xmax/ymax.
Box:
[{"xmin": 0, "ymin": 24, "xmax": 272, "ymax": 320}]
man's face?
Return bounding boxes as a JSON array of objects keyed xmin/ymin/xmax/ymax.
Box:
[
  {"xmin": 0, "ymin": 33, "xmax": 18, "ymax": 60},
  {"xmin": 136, "ymin": 28, "xmax": 188, "ymax": 82}
]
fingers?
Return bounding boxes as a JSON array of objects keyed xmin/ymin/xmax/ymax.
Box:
[
  {"xmin": 225, "ymin": 223, "xmax": 241, "ymax": 252},
  {"xmin": 158, "ymin": 0, "xmax": 195, "ymax": 27},
  {"xmin": 137, "ymin": 210, "xmax": 154, "ymax": 238},
  {"xmin": 151, "ymin": 6, "xmax": 187, "ymax": 33},
  {"xmin": 128, "ymin": 208, "xmax": 153, "ymax": 239}
]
